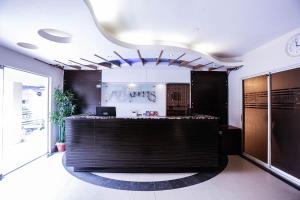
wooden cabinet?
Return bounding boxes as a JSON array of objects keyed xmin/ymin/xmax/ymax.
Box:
[{"xmin": 219, "ymin": 125, "xmax": 242, "ymax": 155}]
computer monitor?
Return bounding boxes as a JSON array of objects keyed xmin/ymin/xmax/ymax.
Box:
[{"xmin": 96, "ymin": 107, "xmax": 116, "ymax": 116}]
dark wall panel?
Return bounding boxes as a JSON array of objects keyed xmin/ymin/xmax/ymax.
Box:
[
  {"xmin": 191, "ymin": 71, "xmax": 228, "ymax": 124},
  {"xmin": 243, "ymin": 75, "xmax": 268, "ymax": 163},
  {"xmin": 271, "ymin": 68, "xmax": 300, "ymax": 179},
  {"xmin": 166, "ymin": 83, "xmax": 190, "ymax": 116},
  {"xmin": 64, "ymin": 70, "xmax": 101, "ymax": 114}
]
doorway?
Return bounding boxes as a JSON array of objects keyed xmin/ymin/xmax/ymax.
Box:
[
  {"xmin": 243, "ymin": 68, "xmax": 300, "ymax": 185},
  {"xmin": 1, "ymin": 67, "xmax": 49, "ymax": 175}
]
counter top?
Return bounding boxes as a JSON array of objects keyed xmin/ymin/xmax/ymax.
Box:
[{"xmin": 66, "ymin": 114, "xmax": 218, "ymax": 120}]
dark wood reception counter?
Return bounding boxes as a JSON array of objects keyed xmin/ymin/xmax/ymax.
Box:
[{"xmin": 65, "ymin": 115, "xmax": 220, "ymax": 172}]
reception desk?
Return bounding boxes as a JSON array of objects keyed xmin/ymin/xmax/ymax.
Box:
[{"xmin": 65, "ymin": 115, "xmax": 219, "ymax": 172}]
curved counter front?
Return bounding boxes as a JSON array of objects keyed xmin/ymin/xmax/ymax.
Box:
[{"xmin": 65, "ymin": 115, "xmax": 219, "ymax": 172}]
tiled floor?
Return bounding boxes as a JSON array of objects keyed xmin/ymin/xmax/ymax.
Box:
[
  {"xmin": 2, "ymin": 130, "xmax": 47, "ymax": 174},
  {"xmin": 93, "ymin": 172, "xmax": 197, "ymax": 182},
  {"xmin": 0, "ymin": 153, "xmax": 299, "ymax": 200}
]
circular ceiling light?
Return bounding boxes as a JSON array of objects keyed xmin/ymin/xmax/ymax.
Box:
[
  {"xmin": 17, "ymin": 42, "xmax": 38, "ymax": 49},
  {"xmin": 38, "ymin": 28, "xmax": 72, "ymax": 43}
]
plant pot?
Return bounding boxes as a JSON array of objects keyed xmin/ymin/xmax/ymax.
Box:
[{"xmin": 56, "ymin": 142, "xmax": 66, "ymax": 152}]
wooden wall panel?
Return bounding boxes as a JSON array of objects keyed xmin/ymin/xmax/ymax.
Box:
[
  {"xmin": 243, "ymin": 75, "xmax": 268, "ymax": 163},
  {"xmin": 64, "ymin": 70, "xmax": 101, "ymax": 114},
  {"xmin": 65, "ymin": 118, "xmax": 219, "ymax": 172},
  {"xmin": 166, "ymin": 83, "xmax": 190, "ymax": 116},
  {"xmin": 191, "ymin": 71, "xmax": 228, "ymax": 124}
]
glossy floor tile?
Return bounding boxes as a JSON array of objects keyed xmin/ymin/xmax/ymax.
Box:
[
  {"xmin": 0, "ymin": 153, "xmax": 299, "ymax": 200},
  {"xmin": 93, "ymin": 172, "xmax": 197, "ymax": 182}
]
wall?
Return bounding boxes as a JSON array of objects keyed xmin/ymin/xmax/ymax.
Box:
[
  {"xmin": 0, "ymin": 67, "xmax": 3, "ymax": 166},
  {"xmin": 102, "ymin": 68, "xmax": 191, "ymax": 83},
  {"xmin": 0, "ymin": 46, "xmax": 64, "ymax": 152},
  {"xmin": 102, "ymin": 68, "xmax": 190, "ymax": 117},
  {"xmin": 228, "ymin": 27, "xmax": 300, "ymax": 127},
  {"xmin": 192, "ymin": 71, "xmax": 228, "ymax": 124},
  {"xmin": 64, "ymin": 70, "xmax": 101, "ymax": 114},
  {"xmin": 101, "ymin": 83, "xmax": 166, "ymax": 117}
]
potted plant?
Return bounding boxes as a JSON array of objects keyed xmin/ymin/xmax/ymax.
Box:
[{"xmin": 50, "ymin": 89, "xmax": 76, "ymax": 152}]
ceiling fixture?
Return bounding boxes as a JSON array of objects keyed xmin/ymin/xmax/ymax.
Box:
[
  {"xmin": 17, "ymin": 42, "xmax": 38, "ymax": 49},
  {"xmin": 156, "ymin": 50, "xmax": 164, "ymax": 65},
  {"xmin": 54, "ymin": 60, "xmax": 81, "ymax": 70},
  {"xmin": 38, "ymin": 28, "xmax": 72, "ymax": 43},
  {"xmin": 169, "ymin": 53, "xmax": 186, "ymax": 66}
]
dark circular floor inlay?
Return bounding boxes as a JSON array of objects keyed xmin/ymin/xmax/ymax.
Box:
[{"xmin": 62, "ymin": 155, "xmax": 228, "ymax": 191}]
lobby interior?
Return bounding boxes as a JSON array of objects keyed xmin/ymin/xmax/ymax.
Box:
[{"xmin": 0, "ymin": 0, "xmax": 300, "ymax": 199}]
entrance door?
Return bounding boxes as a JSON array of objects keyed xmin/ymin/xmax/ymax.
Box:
[
  {"xmin": 1, "ymin": 67, "xmax": 49, "ymax": 174},
  {"xmin": 271, "ymin": 68, "xmax": 300, "ymax": 179},
  {"xmin": 0, "ymin": 66, "xmax": 3, "ymax": 177},
  {"xmin": 243, "ymin": 75, "xmax": 268, "ymax": 163}
]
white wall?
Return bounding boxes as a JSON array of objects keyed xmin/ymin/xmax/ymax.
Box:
[
  {"xmin": 0, "ymin": 46, "xmax": 64, "ymax": 152},
  {"xmin": 102, "ymin": 67, "xmax": 190, "ymax": 117},
  {"xmin": 229, "ymin": 28, "xmax": 300, "ymax": 127},
  {"xmin": 102, "ymin": 83, "xmax": 166, "ymax": 117},
  {"xmin": 102, "ymin": 68, "xmax": 191, "ymax": 83}
]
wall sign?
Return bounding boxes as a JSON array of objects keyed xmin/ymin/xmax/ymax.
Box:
[{"xmin": 102, "ymin": 83, "xmax": 157, "ymax": 104}]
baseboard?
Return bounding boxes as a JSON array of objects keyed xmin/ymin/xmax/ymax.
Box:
[{"xmin": 240, "ymin": 155, "xmax": 300, "ymax": 191}]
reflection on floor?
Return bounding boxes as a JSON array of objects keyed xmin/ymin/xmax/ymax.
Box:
[
  {"xmin": 2, "ymin": 129, "xmax": 47, "ymax": 174},
  {"xmin": 93, "ymin": 172, "xmax": 196, "ymax": 182},
  {"xmin": 0, "ymin": 153, "xmax": 299, "ymax": 200}
]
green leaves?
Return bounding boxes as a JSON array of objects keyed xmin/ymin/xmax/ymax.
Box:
[{"xmin": 50, "ymin": 89, "xmax": 76, "ymax": 143}]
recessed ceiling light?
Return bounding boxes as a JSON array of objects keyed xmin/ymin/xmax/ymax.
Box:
[
  {"xmin": 17, "ymin": 42, "xmax": 38, "ymax": 49},
  {"xmin": 193, "ymin": 43, "xmax": 217, "ymax": 54},
  {"xmin": 38, "ymin": 28, "xmax": 72, "ymax": 43}
]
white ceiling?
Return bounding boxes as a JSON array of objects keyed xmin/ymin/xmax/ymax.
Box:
[
  {"xmin": 89, "ymin": 0, "xmax": 300, "ymax": 58},
  {"xmin": 0, "ymin": 0, "xmax": 299, "ymax": 70}
]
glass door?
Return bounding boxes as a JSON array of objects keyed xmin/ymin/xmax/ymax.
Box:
[
  {"xmin": 0, "ymin": 66, "xmax": 3, "ymax": 177},
  {"xmin": 1, "ymin": 67, "xmax": 49, "ymax": 175},
  {"xmin": 271, "ymin": 68, "xmax": 300, "ymax": 180},
  {"xmin": 243, "ymin": 69, "xmax": 300, "ymax": 185},
  {"xmin": 243, "ymin": 75, "xmax": 268, "ymax": 163}
]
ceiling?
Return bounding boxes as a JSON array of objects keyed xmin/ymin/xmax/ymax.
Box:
[
  {"xmin": 89, "ymin": 0, "xmax": 300, "ymax": 58},
  {"xmin": 0, "ymin": 0, "xmax": 299, "ymax": 70}
]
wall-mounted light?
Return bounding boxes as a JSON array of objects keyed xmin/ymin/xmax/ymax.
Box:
[
  {"xmin": 96, "ymin": 81, "xmax": 102, "ymax": 88},
  {"xmin": 128, "ymin": 83, "xmax": 137, "ymax": 88},
  {"xmin": 156, "ymin": 83, "xmax": 164, "ymax": 88}
]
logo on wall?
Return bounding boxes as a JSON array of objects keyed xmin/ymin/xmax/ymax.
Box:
[
  {"xmin": 129, "ymin": 91, "xmax": 156, "ymax": 102},
  {"xmin": 102, "ymin": 83, "xmax": 157, "ymax": 103}
]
